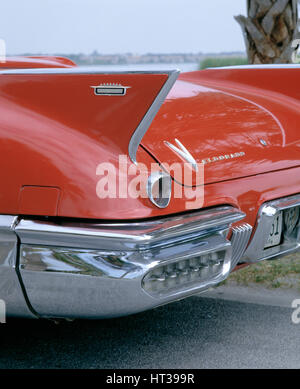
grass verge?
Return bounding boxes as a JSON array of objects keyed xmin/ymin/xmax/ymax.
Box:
[
  {"xmin": 200, "ymin": 56, "xmax": 248, "ymax": 70},
  {"xmin": 223, "ymin": 253, "xmax": 300, "ymax": 291}
]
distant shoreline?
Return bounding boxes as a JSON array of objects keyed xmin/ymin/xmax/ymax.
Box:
[{"xmin": 9, "ymin": 51, "xmax": 246, "ymax": 67}]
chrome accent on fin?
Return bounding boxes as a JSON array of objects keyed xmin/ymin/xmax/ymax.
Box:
[
  {"xmin": 128, "ymin": 69, "xmax": 180, "ymax": 164},
  {"xmin": 91, "ymin": 83, "xmax": 131, "ymax": 96}
]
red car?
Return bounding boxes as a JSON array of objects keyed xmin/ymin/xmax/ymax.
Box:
[{"xmin": 1, "ymin": 56, "xmax": 299, "ymax": 320}]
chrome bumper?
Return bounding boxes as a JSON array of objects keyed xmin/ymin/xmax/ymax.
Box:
[{"xmin": 0, "ymin": 206, "xmax": 252, "ymax": 319}]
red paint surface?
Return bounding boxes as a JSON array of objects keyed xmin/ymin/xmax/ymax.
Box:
[
  {"xmin": 0, "ymin": 56, "xmax": 76, "ymax": 69},
  {"xmin": 1, "ymin": 57, "xmax": 300, "ymax": 227},
  {"xmin": 19, "ymin": 186, "xmax": 61, "ymax": 216}
]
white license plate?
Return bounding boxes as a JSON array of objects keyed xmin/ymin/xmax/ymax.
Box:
[{"xmin": 265, "ymin": 212, "xmax": 283, "ymax": 249}]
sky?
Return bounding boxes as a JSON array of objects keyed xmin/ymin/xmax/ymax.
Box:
[{"xmin": 0, "ymin": 0, "xmax": 247, "ymax": 55}]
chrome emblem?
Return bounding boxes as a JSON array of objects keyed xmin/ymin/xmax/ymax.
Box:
[
  {"xmin": 165, "ymin": 139, "xmax": 245, "ymax": 169},
  {"xmin": 164, "ymin": 139, "xmax": 198, "ymax": 172},
  {"xmin": 91, "ymin": 83, "xmax": 130, "ymax": 96},
  {"xmin": 201, "ymin": 152, "xmax": 245, "ymax": 165},
  {"xmin": 259, "ymin": 139, "xmax": 268, "ymax": 147}
]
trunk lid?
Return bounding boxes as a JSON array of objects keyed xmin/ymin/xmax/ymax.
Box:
[{"xmin": 141, "ymin": 75, "xmax": 300, "ymax": 186}]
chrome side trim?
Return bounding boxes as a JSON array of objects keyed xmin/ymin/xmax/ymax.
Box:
[
  {"xmin": 0, "ymin": 215, "xmax": 35, "ymax": 318},
  {"xmin": 128, "ymin": 69, "xmax": 179, "ymax": 163},
  {"xmin": 230, "ymin": 223, "xmax": 252, "ymax": 270},
  {"xmin": 0, "ymin": 67, "xmax": 179, "ymax": 75},
  {"xmin": 243, "ymin": 194, "xmax": 300, "ymax": 263},
  {"xmin": 212, "ymin": 64, "xmax": 300, "ymax": 70}
]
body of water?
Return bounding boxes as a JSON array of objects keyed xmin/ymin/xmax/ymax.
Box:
[{"xmin": 83, "ymin": 62, "xmax": 199, "ymax": 73}]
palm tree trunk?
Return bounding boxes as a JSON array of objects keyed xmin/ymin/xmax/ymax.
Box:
[{"xmin": 235, "ymin": 0, "xmax": 300, "ymax": 63}]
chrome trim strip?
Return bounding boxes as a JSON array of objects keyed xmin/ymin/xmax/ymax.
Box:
[
  {"xmin": 128, "ymin": 69, "xmax": 179, "ymax": 163},
  {"xmin": 0, "ymin": 67, "xmax": 179, "ymax": 75},
  {"xmin": 243, "ymin": 194, "xmax": 300, "ymax": 263},
  {"xmin": 212, "ymin": 64, "xmax": 300, "ymax": 70}
]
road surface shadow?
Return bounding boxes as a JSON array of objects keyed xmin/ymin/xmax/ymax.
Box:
[{"xmin": 0, "ymin": 296, "xmax": 298, "ymax": 369}]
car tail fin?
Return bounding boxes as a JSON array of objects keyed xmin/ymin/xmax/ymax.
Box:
[{"xmin": 0, "ymin": 67, "xmax": 179, "ymax": 162}]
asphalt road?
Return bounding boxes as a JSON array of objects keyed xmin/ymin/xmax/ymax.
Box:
[{"xmin": 0, "ymin": 290, "xmax": 299, "ymax": 369}]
